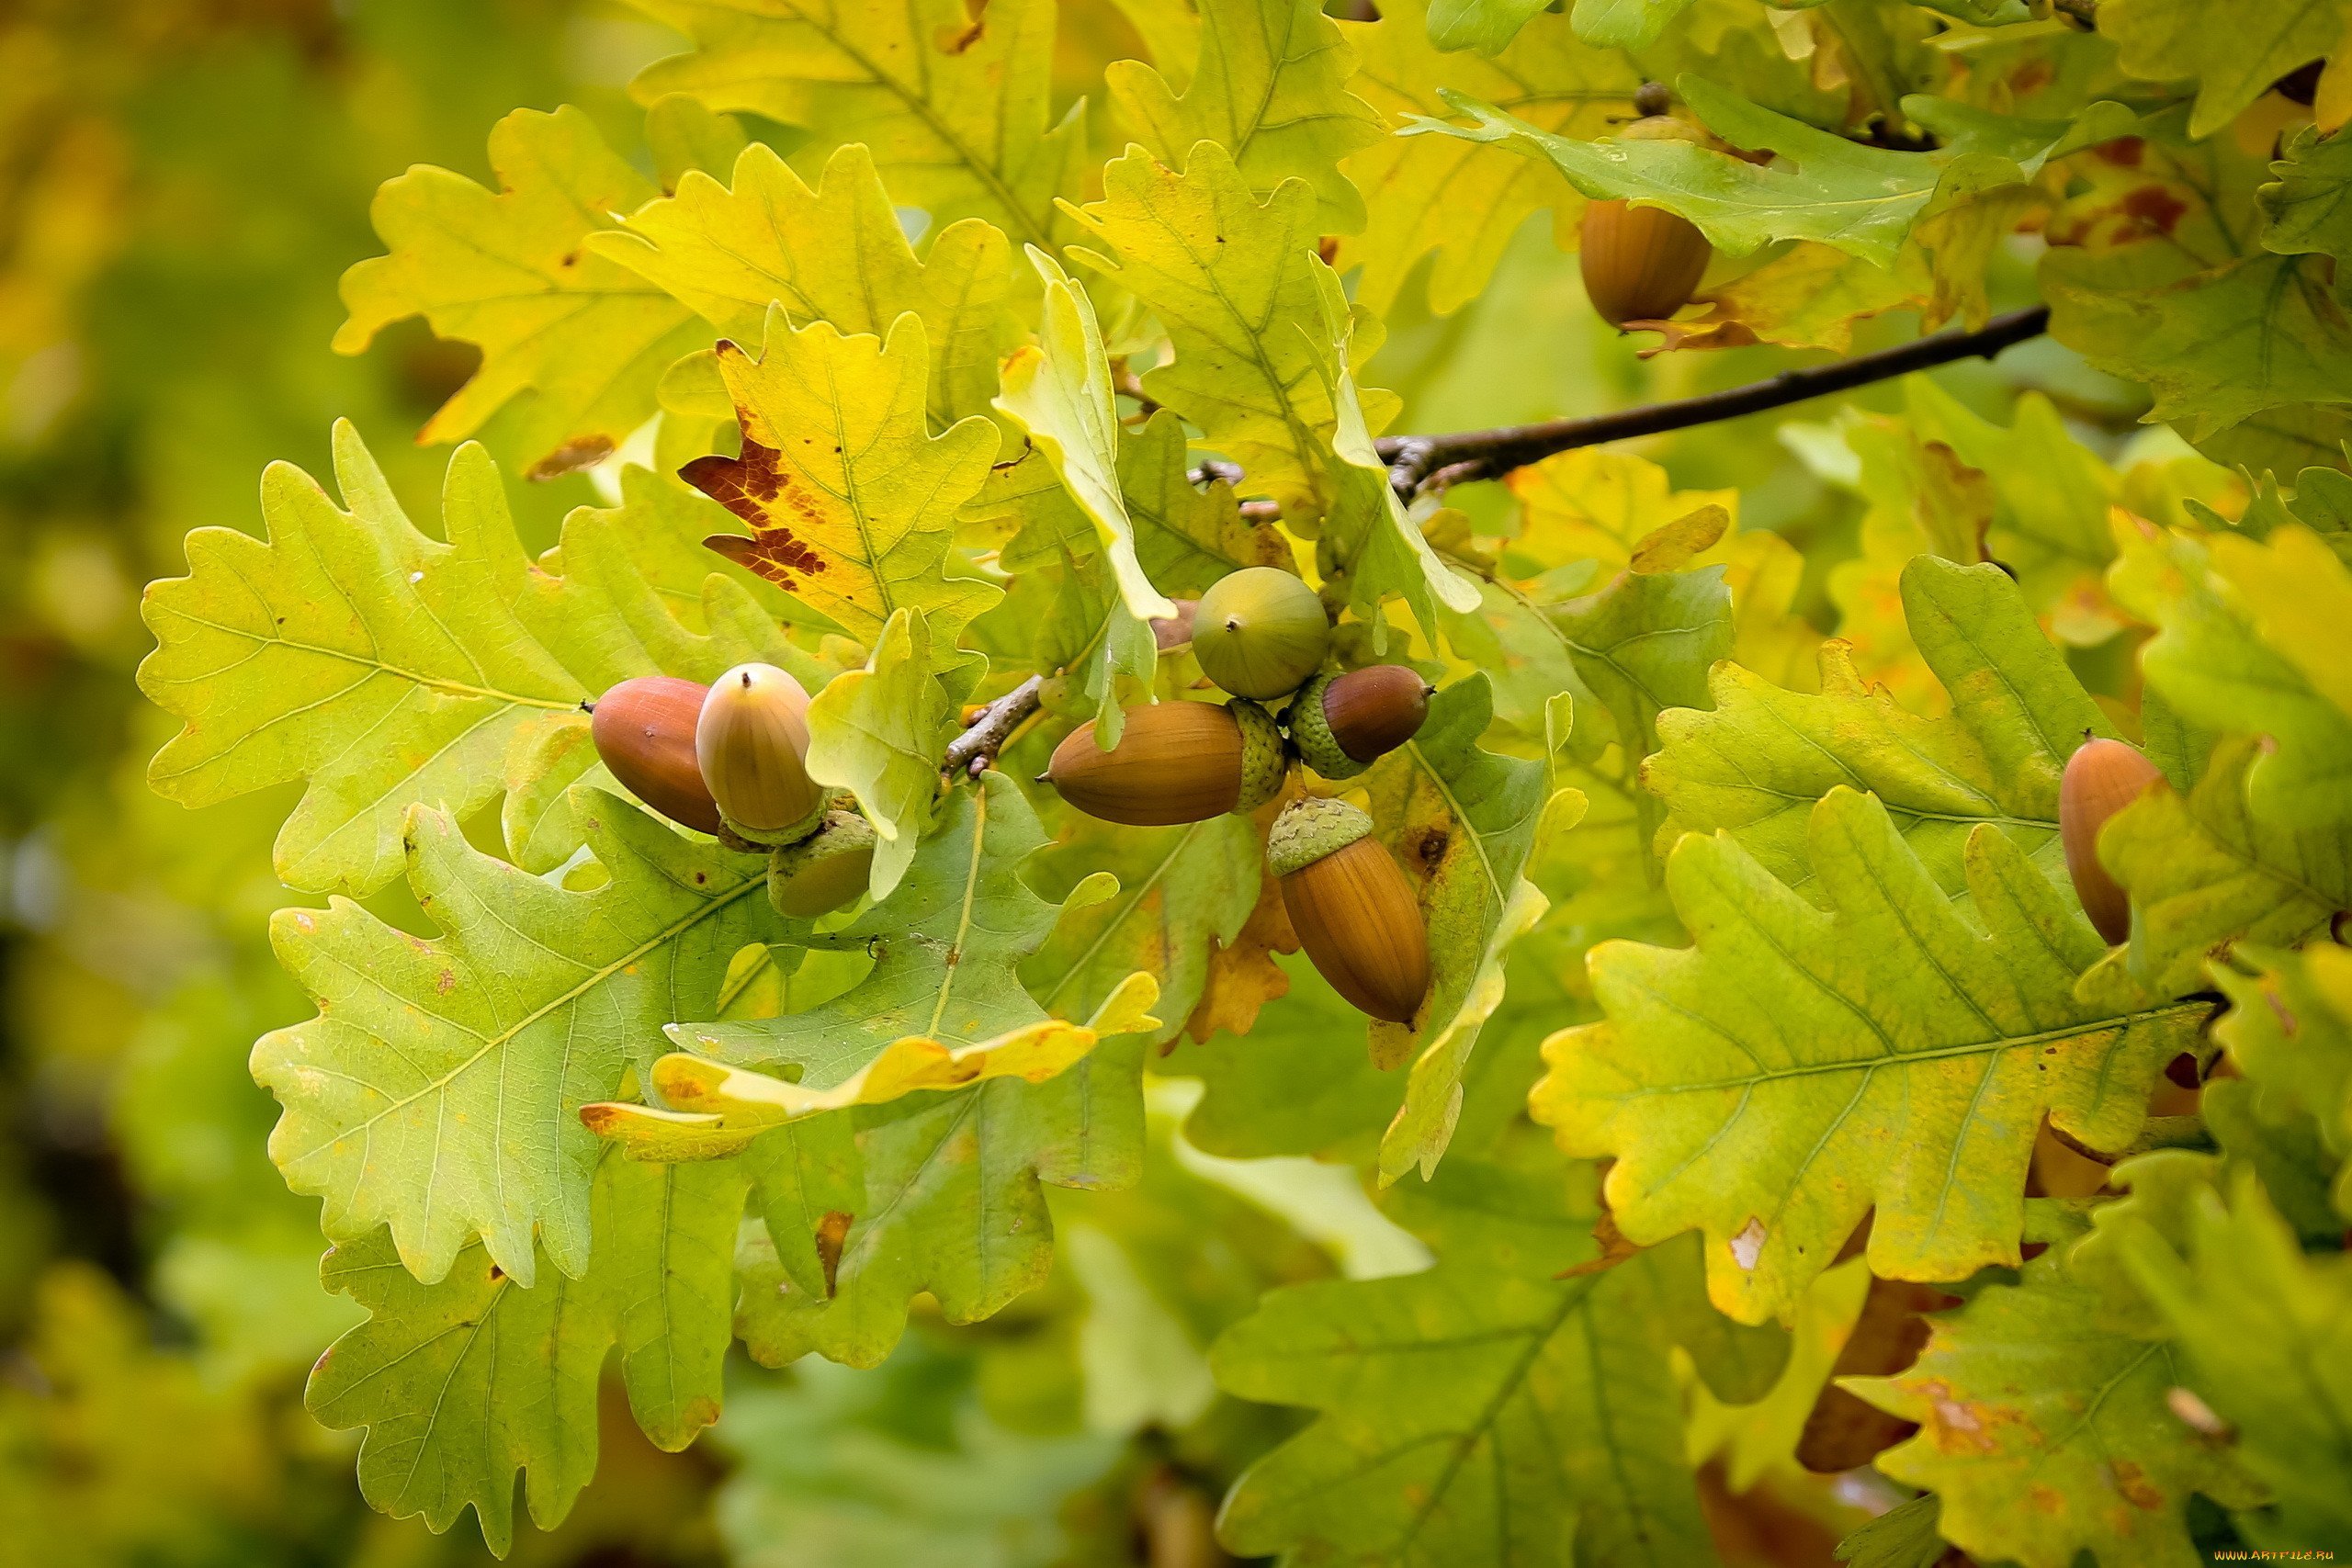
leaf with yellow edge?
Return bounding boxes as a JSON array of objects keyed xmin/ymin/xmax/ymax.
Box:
[
  {"xmin": 580, "ymin": 972, "xmax": 1158, "ymax": 1159},
  {"xmin": 593, "ymin": 141, "xmax": 1013, "ymax": 432},
  {"xmin": 1335, "ymin": 0, "xmax": 1638, "ymax": 315},
  {"xmin": 1507, "ymin": 447, "xmax": 1740, "ymax": 572},
  {"xmin": 334, "ymin": 107, "xmax": 704, "ymax": 477},
  {"xmin": 1020, "ymin": 811, "xmax": 1265, "ymax": 1050},
  {"xmin": 2098, "ymin": 0, "xmax": 2350, "ymax": 140},
  {"xmin": 1533, "ymin": 787, "xmax": 2207, "ymax": 1325},
  {"xmin": 994, "ymin": 250, "xmax": 1179, "ymax": 625},
  {"xmin": 684, "ymin": 310, "xmax": 1001, "ymax": 660},
  {"xmin": 804, "ymin": 608, "xmax": 955, "ymax": 901},
  {"xmin": 624, "ymin": 0, "xmax": 1085, "ymax": 252},
  {"xmin": 1107, "ymin": 0, "xmax": 1382, "ymax": 232},
  {"xmin": 1637, "ymin": 241, "xmax": 1928, "ymax": 355},
  {"xmin": 1361, "ymin": 679, "xmax": 1568, "ymax": 1181},
  {"xmin": 136, "ymin": 423, "xmax": 808, "ymax": 897},
  {"xmin": 1069, "ymin": 143, "xmax": 1396, "ymax": 519}
]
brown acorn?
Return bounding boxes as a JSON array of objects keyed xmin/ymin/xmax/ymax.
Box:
[
  {"xmin": 1285, "ymin": 666, "xmax": 1434, "ymax": 780},
  {"xmin": 696, "ymin": 661, "xmax": 828, "ymax": 846},
  {"xmin": 590, "ymin": 675, "xmax": 722, "ymax": 835},
  {"xmin": 1047, "ymin": 699, "xmax": 1284, "ymax": 826},
  {"xmin": 1580, "ymin": 199, "xmax": 1713, "ymax": 327},
  {"xmin": 1269, "ymin": 797, "xmax": 1428, "ymax": 1023},
  {"xmin": 2060, "ymin": 735, "xmax": 2163, "ymax": 943}
]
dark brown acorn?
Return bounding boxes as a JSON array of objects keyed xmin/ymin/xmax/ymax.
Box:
[
  {"xmin": 2060, "ymin": 736, "xmax": 2164, "ymax": 943},
  {"xmin": 1285, "ymin": 666, "xmax": 1434, "ymax": 780},
  {"xmin": 1046, "ymin": 699, "xmax": 1283, "ymax": 826},
  {"xmin": 590, "ymin": 676, "xmax": 722, "ymax": 835},
  {"xmin": 1269, "ymin": 797, "xmax": 1428, "ymax": 1024}
]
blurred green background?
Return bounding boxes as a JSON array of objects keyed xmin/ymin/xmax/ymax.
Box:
[{"xmin": 0, "ymin": 2, "xmax": 2149, "ymax": 1562}]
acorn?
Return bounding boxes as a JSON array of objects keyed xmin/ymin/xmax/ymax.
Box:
[
  {"xmin": 2060, "ymin": 735, "xmax": 2164, "ymax": 944},
  {"xmin": 590, "ymin": 675, "xmax": 723, "ymax": 835},
  {"xmin": 1191, "ymin": 567, "xmax": 1329, "ymax": 701},
  {"xmin": 1580, "ymin": 199, "xmax": 1713, "ymax": 327},
  {"xmin": 696, "ymin": 661, "xmax": 828, "ymax": 847},
  {"xmin": 1269, "ymin": 797, "xmax": 1428, "ymax": 1024},
  {"xmin": 1285, "ymin": 666, "xmax": 1434, "ymax": 780},
  {"xmin": 767, "ymin": 808, "xmax": 876, "ymax": 919},
  {"xmin": 1046, "ymin": 698, "xmax": 1283, "ymax": 826}
]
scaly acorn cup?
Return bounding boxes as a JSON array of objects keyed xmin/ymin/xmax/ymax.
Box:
[
  {"xmin": 1046, "ymin": 698, "xmax": 1283, "ymax": 826},
  {"xmin": 695, "ymin": 661, "xmax": 828, "ymax": 847},
  {"xmin": 1269, "ymin": 797, "xmax": 1429, "ymax": 1024},
  {"xmin": 2060, "ymin": 735, "xmax": 2164, "ymax": 944},
  {"xmin": 767, "ymin": 807, "xmax": 876, "ymax": 919},
  {"xmin": 1191, "ymin": 566, "xmax": 1330, "ymax": 701},
  {"xmin": 1285, "ymin": 666, "xmax": 1434, "ymax": 781},
  {"xmin": 589, "ymin": 675, "xmax": 723, "ymax": 835}
]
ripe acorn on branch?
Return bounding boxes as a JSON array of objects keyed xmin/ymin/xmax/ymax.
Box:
[
  {"xmin": 696, "ymin": 661, "xmax": 829, "ymax": 848},
  {"xmin": 767, "ymin": 807, "xmax": 876, "ymax": 919},
  {"xmin": 1579, "ymin": 105, "xmax": 1714, "ymax": 329},
  {"xmin": 1191, "ymin": 566, "xmax": 1330, "ymax": 701},
  {"xmin": 1285, "ymin": 666, "xmax": 1434, "ymax": 780},
  {"xmin": 1269, "ymin": 796, "xmax": 1429, "ymax": 1024},
  {"xmin": 589, "ymin": 675, "xmax": 723, "ymax": 836},
  {"xmin": 1046, "ymin": 698, "xmax": 1284, "ymax": 826},
  {"xmin": 2060, "ymin": 734, "xmax": 2164, "ymax": 944}
]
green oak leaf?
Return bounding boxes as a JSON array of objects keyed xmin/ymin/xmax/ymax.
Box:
[
  {"xmin": 2112, "ymin": 519, "xmax": 2352, "ymax": 829},
  {"xmin": 1548, "ymin": 561, "xmax": 1732, "ymax": 765},
  {"xmin": 138, "ymin": 423, "xmax": 806, "ymax": 897},
  {"xmin": 594, "ymin": 141, "xmax": 1014, "ymax": 433},
  {"xmin": 333, "ymin": 107, "xmax": 703, "ymax": 478},
  {"xmin": 1533, "ymin": 787, "xmax": 2208, "ymax": 1325},
  {"xmin": 1362, "ymin": 678, "xmax": 1571, "ymax": 1181},
  {"xmin": 1166, "ymin": 951, "xmax": 1407, "ymax": 1161},
  {"xmin": 1020, "ymin": 811, "xmax": 1264, "ymax": 1051},
  {"xmin": 2212, "ymin": 943, "xmax": 2352, "ymax": 1214},
  {"xmin": 804, "ymin": 608, "xmax": 954, "ymax": 901},
  {"xmin": 2098, "ymin": 0, "xmax": 2349, "ymax": 140},
  {"xmin": 2118, "ymin": 1170, "xmax": 2352, "ymax": 1547},
  {"xmin": 1213, "ymin": 1156, "xmax": 1713, "ymax": 1568},
  {"xmin": 1902, "ymin": 378, "xmax": 2117, "ymax": 592},
  {"xmin": 2043, "ymin": 246, "xmax": 2352, "ymax": 440},
  {"xmin": 1419, "ymin": 75, "xmax": 2090, "ymax": 268},
  {"xmin": 308, "ymin": 1152, "xmax": 750, "ymax": 1554},
  {"xmin": 2078, "ymin": 737, "xmax": 2350, "ymax": 1006},
  {"xmin": 1313, "ymin": 271, "xmax": 1483, "ymax": 647},
  {"xmin": 1852, "ymin": 1205, "xmax": 2262, "ymax": 1568},
  {"xmin": 686, "ymin": 310, "xmax": 1001, "ymax": 663},
  {"xmin": 2261, "ymin": 124, "xmax": 2352, "ymax": 266},
  {"xmin": 1107, "ymin": 0, "xmax": 1382, "ymax": 231},
  {"xmin": 1646, "ymin": 556, "xmax": 2113, "ymax": 898},
  {"xmin": 254, "ymin": 792, "xmax": 775, "ymax": 1286},
  {"xmin": 1337, "ymin": 0, "xmax": 1639, "ymax": 313},
  {"xmin": 1069, "ymin": 143, "xmax": 1397, "ymax": 520},
  {"xmin": 1429, "ymin": 0, "xmax": 1557, "ymax": 52},
  {"xmin": 1833, "ymin": 1495, "xmax": 1950, "ymax": 1568},
  {"xmin": 624, "ymin": 0, "xmax": 1085, "ymax": 253},
  {"xmin": 994, "ymin": 251, "xmax": 1180, "ymax": 626}
]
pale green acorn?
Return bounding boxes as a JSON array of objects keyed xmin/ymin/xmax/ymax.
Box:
[
  {"xmin": 1192, "ymin": 567, "xmax": 1329, "ymax": 701},
  {"xmin": 696, "ymin": 661, "xmax": 829, "ymax": 848}
]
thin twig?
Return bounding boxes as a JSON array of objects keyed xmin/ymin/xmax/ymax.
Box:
[
  {"xmin": 1373, "ymin": 304, "xmax": 2051, "ymax": 494},
  {"xmin": 942, "ymin": 674, "xmax": 1045, "ymax": 782}
]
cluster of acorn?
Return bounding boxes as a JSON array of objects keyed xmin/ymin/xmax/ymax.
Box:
[
  {"xmin": 1044, "ymin": 567, "xmax": 1437, "ymax": 1024},
  {"xmin": 588, "ymin": 664, "xmax": 876, "ymax": 919}
]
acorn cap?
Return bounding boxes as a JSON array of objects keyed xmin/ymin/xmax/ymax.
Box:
[
  {"xmin": 697, "ymin": 661, "xmax": 827, "ymax": 845},
  {"xmin": 1285, "ymin": 674, "xmax": 1363, "ymax": 780},
  {"xmin": 1231, "ymin": 699, "xmax": 1285, "ymax": 812},
  {"xmin": 1268, "ymin": 796, "xmax": 1374, "ymax": 878},
  {"xmin": 767, "ymin": 808, "xmax": 876, "ymax": 919}
]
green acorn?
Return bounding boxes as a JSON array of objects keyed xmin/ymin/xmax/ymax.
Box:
[
  {"xmin": 696, "ymin": 662, "xmax": 829, "ymax": 847},
  {"xmin": 1285, "ymin": 666, "xmax": 1435, "ymax": 780},
  {"xmin": 1269, "ymin": 797, "xmax": 1429, "ymax": 1024},
  {"xmin": 1191, "ymin": 567, "xmax": 1329, "ymax": 701},
  {"xmin": 1046, "ymin": 698, "xmax": 1284, "ymax": 825},
  {"xmin": 767, "ymin": 808, "xmax": 876, "ymax": 919}
]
